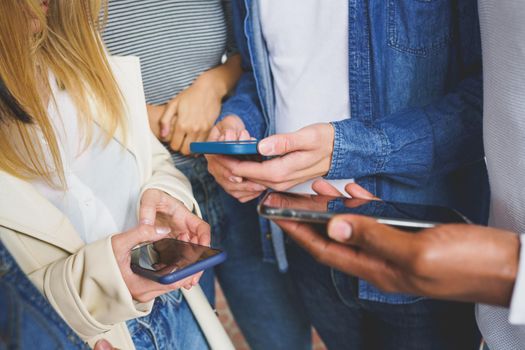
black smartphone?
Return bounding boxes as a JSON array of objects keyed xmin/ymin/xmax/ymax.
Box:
[
  {"xmin": 258, "ymin": 192, "xmax": 470, "ymax": 231},
  {"xmin": 131, "ymin": 238, "xmax": 227, "ymax": 284}
]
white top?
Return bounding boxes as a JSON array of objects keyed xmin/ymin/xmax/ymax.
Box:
[
  {"xmin": 476, "ymin": 1, "xmax": 525, "ymax": 348},
  {"xmin": 259, "ymin": 0, "xmax": 352, "ymax": 194},
  {"xmin": 32, "ymin": 75, "xmax": 140, "ymax": 244}
]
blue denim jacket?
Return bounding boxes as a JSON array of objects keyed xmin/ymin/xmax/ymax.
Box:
[
  {"xmin": 220, "ymin": 0, "xmax": 489, "ymax": 304},
  {"xmin": 0, "ymin": 242, "xmax": 89, "ymax": 349}
]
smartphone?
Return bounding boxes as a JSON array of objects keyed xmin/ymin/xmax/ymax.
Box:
[
  {"xmin": 131, "ymin": 238, "xmax": 227, "ymax": 284},
  {"xmin": 190, "ymin": 140, "xmax": 259, "ymax": 155},
  {"xmin": 258, "ymin": 192, "xmax": 471, "ymax": 231}
]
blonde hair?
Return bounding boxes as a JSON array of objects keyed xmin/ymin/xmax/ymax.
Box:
[{"xmin": 0, "ymin": 0, "xmax": 125, "ymax": 186}]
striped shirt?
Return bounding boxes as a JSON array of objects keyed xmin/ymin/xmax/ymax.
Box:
[{"xmin": 102, "ymin": 0, "xmax": 236, "ymax": 163}]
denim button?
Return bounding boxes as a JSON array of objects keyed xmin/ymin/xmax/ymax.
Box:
[{"xmin": 265, "ymin": 232, "xmax": 272, "ymax": 240}]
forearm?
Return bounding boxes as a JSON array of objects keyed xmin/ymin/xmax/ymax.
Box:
[{"xmin": 195, "ymin": 54, "xmax": 242, "ymax": 99}]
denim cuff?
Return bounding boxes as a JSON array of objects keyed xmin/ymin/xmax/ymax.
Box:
[{"xmin": 326, "ymin": 119, "xmax": 388, "ymax": 180}]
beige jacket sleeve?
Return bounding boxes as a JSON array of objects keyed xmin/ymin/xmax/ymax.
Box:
[{"xmin": 26, "ymin": 235, "xmax": 153, "ymax": 340}]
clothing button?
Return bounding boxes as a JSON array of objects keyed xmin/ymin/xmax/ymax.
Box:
[{"xmin": 265, "ymin": 232, "xmax": 272, "ymax": 240}]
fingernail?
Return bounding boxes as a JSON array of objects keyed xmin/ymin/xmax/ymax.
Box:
[
  {"xmin": 95, "ymin": 340, "xmax": 113, "ymax": 350},
  {"xmin": 155, "ymin": 226, "xmax": 171, "ymax": 235},
  {"xmin": 229, "ymin": 176, "xmax": 243, "ymax": 184},
  {"xmin": 330, "ymin": 221, "xmax": 352, "ymax": 241},
  {"xmin": 258, "ymin": 140, "xmax": 274, "ymax": 155}
]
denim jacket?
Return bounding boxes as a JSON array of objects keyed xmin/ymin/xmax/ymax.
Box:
[{"xmin": 219, "ymin": 0, "xmax": 489, "ymax": 304}]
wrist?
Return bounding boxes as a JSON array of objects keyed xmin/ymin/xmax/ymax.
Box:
[{"xmin": 195, "ymin": 69, "xmax": 228, "ymax": 100}]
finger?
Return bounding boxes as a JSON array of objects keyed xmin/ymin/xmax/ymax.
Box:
[
  {"xmin": 139, "ymin": 190, "xmax": 160, "ymax": 225},
  {"xmin": 344, "ymin": 183, "xmax": 377, "ymax": 200},
  {"xmin": 276, "ymin": 220, "xmax": 394, "ymax": 281},
  {"xmin": 188, "ymin": 217, "xmax": 211, "ymax": 246},
  {"xmin": 238, "ymin": 193, "xmax": 262, "ymax": 203},
  {"xmin": 180, "ymin": 132, "xmax": 196, "ymax": 156},
  {"xmin": 209, "ymin": 155, "xmax": 246, "ymax": 185},
  {"xmin": 312, "ymin": 179, "xmax": 345, "ymax": 197},
  {"xmin": 257, "ymin": 130, "xmax": 309, "ymax": 156},
  {"xmin": 208, "ymin": 125, "xmax": 221, "ymax": 141},
  {"xmin": 327, "ymin": 215, "xmax": 416, "ymax": 266},
  {"xmin": 224, "ymin": 129, "xmax": 239, "ymax": 141},
  {"xmin": 232, "ymin": 154, "xmax": 311, "ymax": 184},
  {"xmin": 170, "ymin": 125, "xmax": 186, "ymax": 152},
  {"xmin": 160, "ymin": 98, "xmax": 179, "ymax": 140},
  {"xmin": 239, "ymin": 129, "xmax": 251, "ymax": 141},
  {"xmin": 122, "ymin": 224, "xmax": 171, "ymax": 251},
  {"xmin": 196, "ymin": 130, "xmax": 209, "ymax": 143},
  {"xmin": 94, "ymin": 339, "xmax": 115, "ymax": 350}
]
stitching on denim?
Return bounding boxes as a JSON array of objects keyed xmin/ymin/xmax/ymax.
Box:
[
  {"xmin": 136, "ymin": 319, "xmax": 161, "ymax": 350},
  {"xmin": 330, "ymin": 269, "xmax": 359, "ymax": 310},
  {"xmin": 386, "ymin": 0, "xmax": 452, "ymax": 57}
]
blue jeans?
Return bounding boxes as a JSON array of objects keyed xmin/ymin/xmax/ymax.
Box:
[
  {"xmin": 287, "ymin": 241, "xmax": 481, "ymax": 350},
  {"xmin": 0, "ymin": 242, "xmax": 89, "ymax": 350},
  {"xmin": 127, "ymin": 290, "xmax": 208, "ymax": 350},
  {"xmin": 176, "ymin": 156, "xmax": 311, "ymax": 350}
]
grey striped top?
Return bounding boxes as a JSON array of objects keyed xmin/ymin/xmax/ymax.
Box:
[
  {"xmin": 102, "ymin": 0, "xmax": 235, "ymax": 163},
  {"xmin": 103, "ymin": 0, "xmax": 235, "ymax": 105},
  {"xmin": 476, "ymin": 1, "xmax": 525, "ymax": 349}
]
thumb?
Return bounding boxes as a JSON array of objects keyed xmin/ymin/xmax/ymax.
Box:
[
  {"xmin": 94, "ymin": 339, "xmax": 115, "ymax": 350},
  {"xmin": 123, "ymin": 224, "xmax": 171, "ymax": 251},
  {"xmin": 327, "ymin": 214, "xmax": 416, "ymax": 265},
  {"xmin": 258, "ymin": 132, "xmax": 305, "ymax": 156}
]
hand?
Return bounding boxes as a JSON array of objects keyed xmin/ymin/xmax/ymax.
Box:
[
  {"xmin": 94, "ymin": 339, "xmax": 118, "ymax": 350},
  {"xmin": 311, "ymin": 179, "xmax": 377, "ymax": 200},
  {"xmin": 146, "ymin": 104, "xmax": 167, "ymax": 138},
  {"xmin": 111, "ymin": 224, "xmax": 196, "ymax": 303},
  {"xmin": 231, "ymin": 123, "xmax": 335, "ymax": 192},
  {"xmin": 159, "ymin": 71, "xmax": 225, "ymax": 155},
  {"xmin": 205, "ymin": 115, "xmax": 267, "ymax": 202},
  {"xmin": 139, "ymin": 189, "xmax": 211, "ymax": 286},
  {"xmin": 278, "ymin": 214, "xmax": 520, "ymax": 307}
]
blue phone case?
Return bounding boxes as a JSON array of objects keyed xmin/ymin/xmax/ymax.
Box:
[
  {"xmin": 190, "ymin": 140, "xmax": 259, "ymax": 155},
  {"xmin": 131, "ymin": 249, "xmax": 227, "ymax": 285}
]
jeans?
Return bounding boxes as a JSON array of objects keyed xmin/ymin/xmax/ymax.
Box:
[
  {"xmin": 0, "ymin": 242, "xmax": 89, "ymax": 350},
  {"xmin": 287, "ymin": 242, "xmax": 481, "ymax": 350},
  {"xmin": 176, "ymin": 156, "xmax": 311, "ymax": 350},
  {"xmin": 127, "ymin": 290, "xmax": 208, "ymax": 350}
]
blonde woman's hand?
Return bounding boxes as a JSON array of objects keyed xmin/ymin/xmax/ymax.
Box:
[
  {"xmin": 159, "ymin": 71, "xmax": 225, "ymax": 155},
  {"xmin": 139, "ymin": 188, "xmax": 211, "ymax": 287},
  {"xmin": 111, "ymin": 224, "xmax": 197, "ymax": 303}
]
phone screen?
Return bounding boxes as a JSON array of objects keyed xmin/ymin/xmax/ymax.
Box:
[
  {"xmin": 131, "ymin": 239, "xmax": 222, "ymax": 277},
  {"xmin": 259, "ymin": 192, "xmax": 469, "ymax": 230}
]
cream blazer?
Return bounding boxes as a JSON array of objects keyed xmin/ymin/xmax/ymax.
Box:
[{"xmin": 0, "ymin": 56, "xmax": 200, "ymax": 349}]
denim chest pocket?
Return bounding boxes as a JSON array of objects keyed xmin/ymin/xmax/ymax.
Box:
[{"xmin": 387, "ymin": 0, "xmax": 452, "ymax": 57}]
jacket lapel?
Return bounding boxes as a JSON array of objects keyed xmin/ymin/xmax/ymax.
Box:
[{"xmin": 0, "ymin": 172, "xmax": 84, "ymax": 253}]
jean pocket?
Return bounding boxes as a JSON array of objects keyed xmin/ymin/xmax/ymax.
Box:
[{"xmin": 387, "ymin": 0, "xmax": 452, "ymax": 57}]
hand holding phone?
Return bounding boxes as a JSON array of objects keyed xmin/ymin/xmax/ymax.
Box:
[
  {"xmin": 205, "ymin": 115, "xmax": 268, "ymax": 203},
  {"xmin": 131, "ymin": 238, "xmax": 227, "ymax": 284},
  {"xmin": 258, "ymin": 192, "xmax": 470, "ymax": 231}
]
